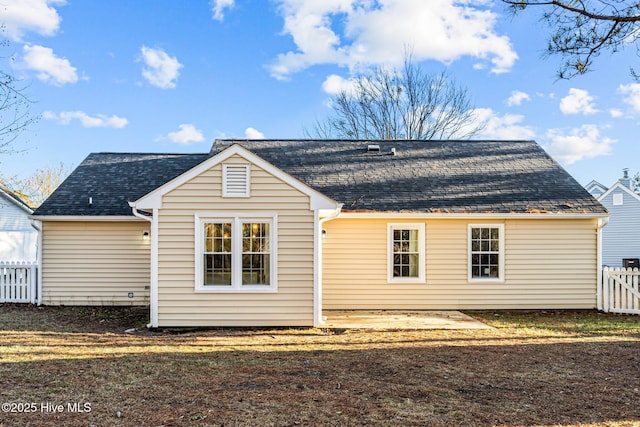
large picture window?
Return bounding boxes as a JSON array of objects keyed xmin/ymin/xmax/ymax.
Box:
[
  {"xmin": 469, "ymin": 224, "xmax": 504, "ymax": 282},
  {"xmin": 388, "ymin": 223, "xmax": 425, "ymax": 283},
  {"xmin": 196, "ymin": 213, "xmax": 277, "ymax": 292}
]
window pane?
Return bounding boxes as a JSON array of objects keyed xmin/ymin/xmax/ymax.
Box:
[
  {"xmin": 490, "ymin": 228, "xmax": 499, "ymax": 239},
  {"xmin": 489, "ymin": 266, "xmax": 499, "ymax": 278},
  {"xmin": 242, "ymin": 222, "xmax": 271, "ymax": 286},
  {"xmin": 203, "ymin": 254, "xmax": 231, "ymax": 286},
  {"xmin": 392, "ymin": 228, "xmax": 420, "ymax": 278},
  {"xmin": 470, "ymin": 226, "xmax": 501, "ymax": 279},
  {"xmin": 242, "ymin": 254, "xmax": 270, "ymax": 285},
  {"xmin": 408, "ymin": 254, "xmax": 419, "ymax": 277},
  {"xmin": 409, "ymin": 231, "xmax": 419, "ymax": 252}
]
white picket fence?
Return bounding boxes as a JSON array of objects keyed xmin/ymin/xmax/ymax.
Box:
[
  {"xmin": 0, "ymin": 261, "xmax": 38, "ymax": 304},
  {"xmin": 600, "ymin": 267, "xmax": 640, "ymax": 315}
]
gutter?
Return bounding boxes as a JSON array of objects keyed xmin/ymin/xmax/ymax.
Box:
[
  {"xmin": 596, "ymin": 217, "xmax": 609, "ymax": 311},
  {"xmin": 29, "ymin": 219, "xmax": 42, "ymax": 305},
  {"xmin": 314, "ymin": 204, "xmax": 343, "ymax": 327},
  {"xmin": 128, "ymin": 202, "xmax": 156, "ymax": 329}
]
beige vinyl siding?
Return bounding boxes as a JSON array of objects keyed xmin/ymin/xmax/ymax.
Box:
[
  {"xmin": 157, "ymin": 155, "xmax": 315, "ymax": 327},
  {"xmin": 41, "ymin": 221, "xmax": 150, "ymax": 305},
  {"xmin": 323, "ymin": 218, "xmax": 598, "ymax": 309}
]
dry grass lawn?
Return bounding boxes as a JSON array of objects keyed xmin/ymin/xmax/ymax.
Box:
[{"xmin": 0, "ymin": 305, "xmax": 639, "ymax": 426}]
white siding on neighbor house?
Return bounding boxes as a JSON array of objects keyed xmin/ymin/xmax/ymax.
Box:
[
  {"xmin": 598, "ymin": 187, "xmax": 640, "ymax": 267},
  {"xmin": 322, "ymin": 217, "xmax": 598, "ymax": 310},
  {"xmin": 0, "ymin": 196, "xmax": 37, "ymax": 261},
  {"xmin": 41, "ymin": 221, "xmax": 150, "ymax": 305},
  {"xmin": 156, "ymin": 154, "xmax": 315, "ymax": 327}
]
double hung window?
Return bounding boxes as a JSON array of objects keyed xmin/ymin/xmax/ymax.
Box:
[
  {"xmin": 388, "ymin": 223, "xmax": 425, "ymax": 283},
  {"xmin": 196, "ymin": 213, "xmax": 277, "ymax": 291},
  {"xmin": 469, "ymin": 224, "xmax": 504, "ymax": 282}
]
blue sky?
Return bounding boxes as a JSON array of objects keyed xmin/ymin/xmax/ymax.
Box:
[{"xmin": 2, "ymin": 0, "xmax": 640, "ymax": 188}]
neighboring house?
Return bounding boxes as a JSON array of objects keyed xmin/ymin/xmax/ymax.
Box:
[
  {"xmin": 0, "ymin": 184, "xmax": 37, "ymax": 262},
  {"xmin": 586, "ymin": 169, "xmax": 640, "ymax": 268},
  {"xmin": 31, "ymin": 140, "xmax": 608, "ymax": 327}
]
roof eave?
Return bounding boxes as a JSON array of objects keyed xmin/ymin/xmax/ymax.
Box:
[
  {"xmin": 337, "ymin": 211, "xmax": 609, "ymax": 219},
  {"xmin": 29, "ymin": 215, "xmax": 142, "ymax": 221}
]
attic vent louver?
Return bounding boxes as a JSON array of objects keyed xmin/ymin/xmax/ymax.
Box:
[
  {"xmin": 223, "ymin": 164, "xmax": 250, "ymax": 197},
  {"xmin": 367, "ymin": 144, "xmax": 380, "ymax": 152}
]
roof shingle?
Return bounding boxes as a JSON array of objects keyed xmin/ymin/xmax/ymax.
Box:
[{"xmin": 33, "ymin": 140, "xmax": 606, "ymax": 217}]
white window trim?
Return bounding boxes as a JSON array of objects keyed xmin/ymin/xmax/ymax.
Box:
[
  {"xmin": 222, "ymin": 164, "xmax": 250, "ymax": 197},
  {"xmin": 468, "ymin": 223, "xmax": 505, "ymax": 283},
  {"xmin": 613, "ymin": 193, "xmax": 624, "ymax": 206},
  {"xmin": 387, "ymin": 223, "xmax": 426, "ymax": 284},
  {"xmin": 195, "ymin": 212, "xmax": 278, "ymax": 293}
]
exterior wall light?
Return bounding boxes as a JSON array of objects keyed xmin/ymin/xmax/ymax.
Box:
[{"xmin": 143, "ymin": 231, "xmax": 150, "ymax": 241}]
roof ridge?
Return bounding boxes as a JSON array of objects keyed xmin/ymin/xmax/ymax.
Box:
[{"xmin": 90, "ymin": 151, "xmax": 209, "ymax": 155}]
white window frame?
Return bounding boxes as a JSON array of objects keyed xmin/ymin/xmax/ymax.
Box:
[
  {"xmin": 195, "ymin": 212, "xmax": 278, "ymax": 292},
  {"xmin": 387, "ymin": 223, "xmax": 426, "ymax": 283},
  {"xmin": 468, "ymin": 224, "xmax": 505, "ymax": 283},
  {"xmin": 222, "ymin": 164, "xmax": 250, "ymax": 197},
  {"xmin": 613, "ymin": 193, "xmax": 624, "ymax": 206}
]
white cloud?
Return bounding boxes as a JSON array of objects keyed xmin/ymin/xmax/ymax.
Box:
[
  {"xmin": 3, "ymin": 0, "xmax": 65, "ymax": 41},
  {"xmin": 269, "ymin": 0, "xmax": 517, "ymax": 79},
  {"xmin": 506, "ymin": 90, "xmax": 530, "ymax": 107},
  {"xmin": 165, "ymin": 124, "xmax": 205, "ymax": 145},
  {"xmin": 322, "ymin": 74, "xmax": 357, "ymax": 95},
  {"xmin": 140, "ymin": 46, "xmax": 183, "ymax": 89},
  {"xmin": 211, "ymin": 0, "xmax": 235, "ymax": 21},
  {"xmin": 544, "ymin": 125, "xmax": 615, "ymax": 165},
  {"xmin": 245, "ymin": 127, "xmax": 265, "ymax": 139},
  {"xmin": 618, "ymin": 83, "xmax": 640, "ymax": 112},
  {"xmin": 610, "ymin": 108, "xmax": 624, "ymax": 118},
  {"xmin": 473, "ymin": 108, "xmax": 536, "ymax": 140},
  {"xmin": 559, "ymin": 88, "xmax": 598, "ymax": 115},
  {"xmin": 43, "ymin": 110, "xmax": 128, "ymax": 128},
  {"xmin": 22, "ymin": 45, "xmax": 78, "ymax": 86}
]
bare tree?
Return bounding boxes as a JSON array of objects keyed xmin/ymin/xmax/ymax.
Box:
[
  {"xmin": 1, "ymin": 162, "xmax": 71, "ymax": 207},
  {"xmin": 0, "ymin": 37, "xmax": 38, "ymax": 154},
  {"xmin": 307, "ymin": 56, "xmax": 484, "ymax": 140},
  {"xmin": 503, "ymin": 1, "xmax": 640, "ymax": 79}
]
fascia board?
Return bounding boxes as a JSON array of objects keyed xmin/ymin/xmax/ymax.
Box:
[{"xmin": 598, "ymin": 182, "xmax": 640, "ymax": 203}]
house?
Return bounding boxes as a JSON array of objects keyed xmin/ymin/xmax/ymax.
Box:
[
  {"xmin": 0, "ymin": 184, "xmax": 37, "ymax": 262},
  {"xmin": 31, "ymin": 140, "xmax": 608, "ymax": 327},
  {"xmin": 586, "ymin": 169, "xmax": 640, "ymax": 268}
]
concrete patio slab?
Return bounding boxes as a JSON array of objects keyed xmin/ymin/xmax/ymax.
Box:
[{"xmin": 321, "ymin": 310, "xmax": 493, "ymax": 330}]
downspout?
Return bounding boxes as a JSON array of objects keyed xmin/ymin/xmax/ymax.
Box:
[
  {"xmin": 314, "ymin": 204, "xmax": 343, "ymax": 327},
  {"xmin": 596, "ymin": 216, "xmax": 609, "ymax": 311},
  {"xmin": 29, "ymin": 219, "xmax": 42, "ymax": 305},
  {"xmin": 129, "ymin": 203, "xmax": 156, "ymax": 328}
]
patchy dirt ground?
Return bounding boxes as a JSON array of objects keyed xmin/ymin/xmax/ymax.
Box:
[{"xmin": 0, "ymin": 304, "xmax": 639, "ymax": 426}]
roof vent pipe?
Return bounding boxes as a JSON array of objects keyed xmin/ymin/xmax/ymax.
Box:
[
  {"xmin": 367, "ymin": 144, "xmax": 380, "ymax": 152},
  {"xmin": 88, "ymin": 197, "xmax": 93, "ymax": 205},
  {"xmin": 390, "ymin": 147, "xmax": 397, "ymax": 156}
]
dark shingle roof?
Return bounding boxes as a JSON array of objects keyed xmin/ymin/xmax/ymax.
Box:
[
  {"xmin": 33, "ymin": 152, "xmax": 209, "ymax": 216},
  {"xmin": 33, "ymin": 140, "xmax": 606, "ymax": 217},
  {"xmin": 213, "ymin": 139, "xmax": 605, "ymax": 215}
]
